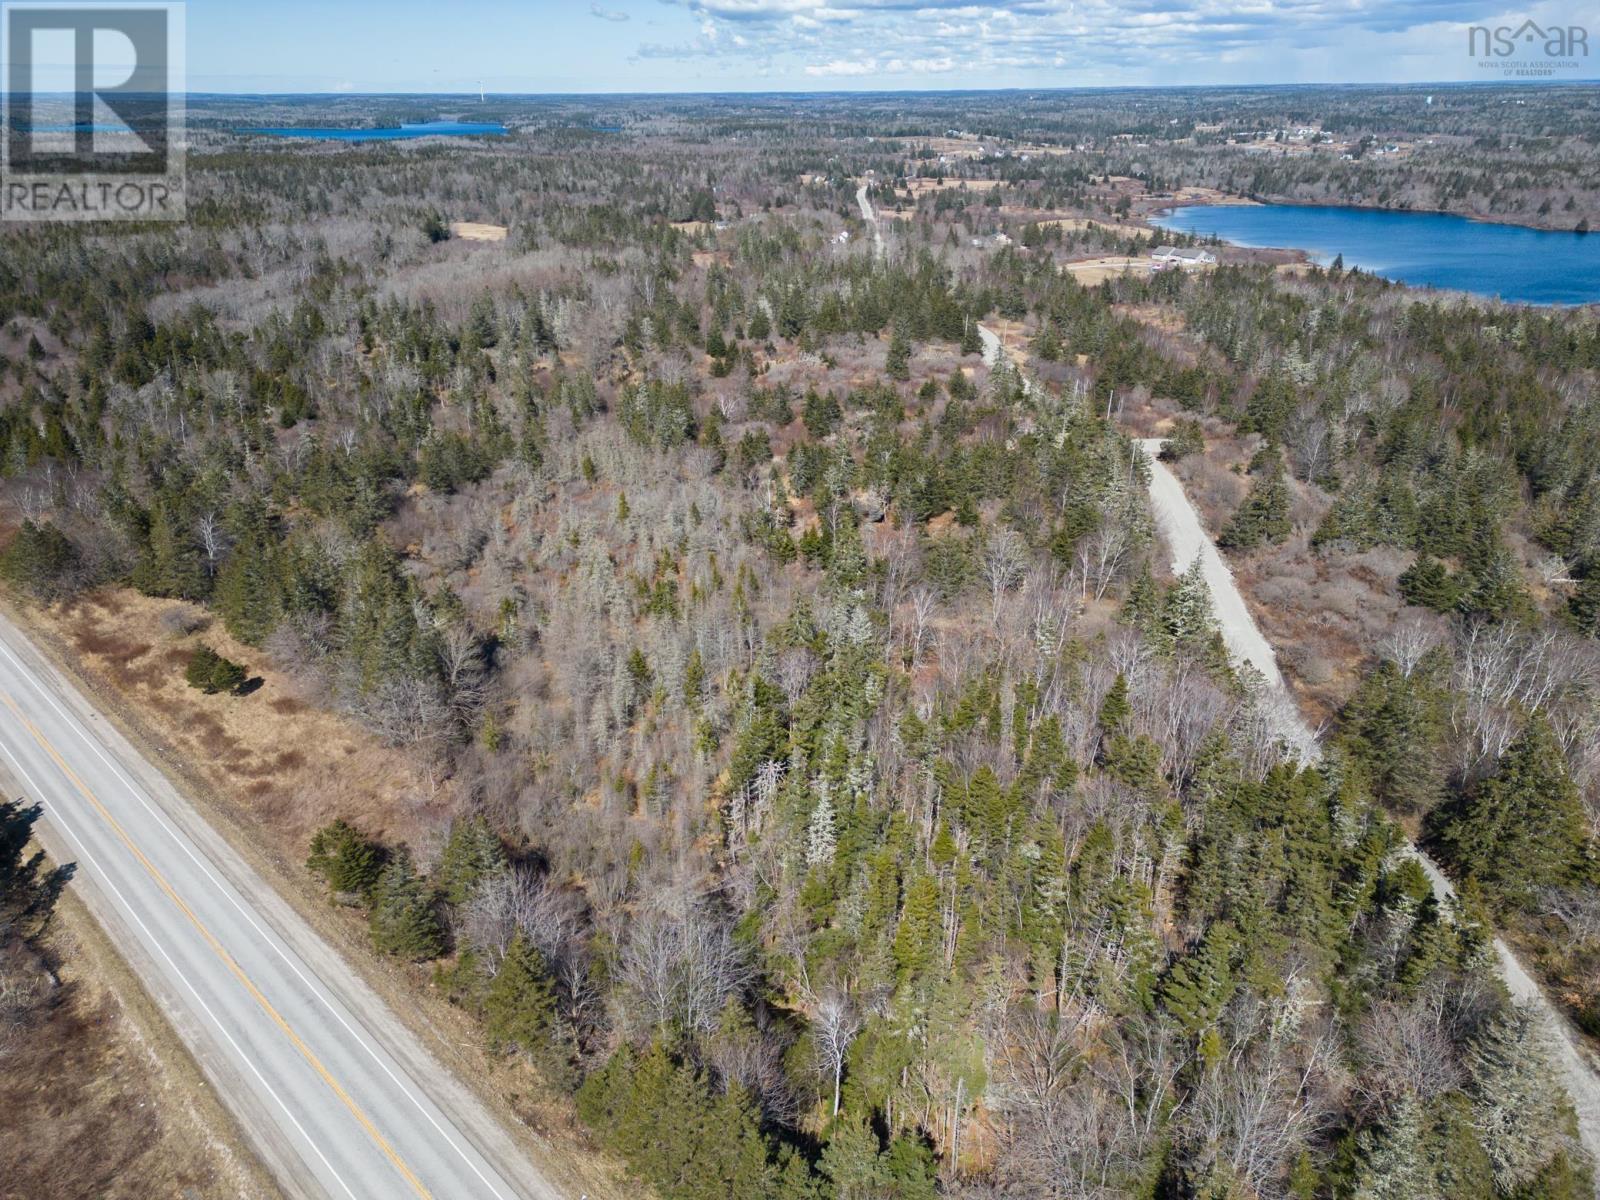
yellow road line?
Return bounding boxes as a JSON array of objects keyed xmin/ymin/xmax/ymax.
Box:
[{"xmin": 0, "ymin": 690, "xmax": 434, "ymax": 1200}]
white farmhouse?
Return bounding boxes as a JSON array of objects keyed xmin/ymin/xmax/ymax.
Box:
[{"xmin": 1151, "ymin": 246, "xmax": 1217, "ymax": 266}]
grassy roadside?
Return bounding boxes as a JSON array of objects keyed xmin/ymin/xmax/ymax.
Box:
[
  {"xmin": 0, "ymin": 871, "xmax": 280, "ymax": 1200},
  {"xmin": 2, "ymin": 588, "xmax": 631, "ymax": 1200}
]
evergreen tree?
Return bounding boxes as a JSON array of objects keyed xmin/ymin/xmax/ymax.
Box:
[
  {"xmin": 1351, "ymin": 1093, "xmax": 1439, "ymax": 1200},
  {"xmin": 1399, "ymin": 555, "xmax": 1462, "ymax": 612},
  {"xmin": 1571, "ymin": 563, "xmax": 1600, "ymax": 636},
  {"xmin": 1219, "ymin": 459, "xmax": 1292, "ymax": 550},
  {"xmin": 683, "ymin": 647, "xmax": 706, "ymax": 705},
  {"xmin": 885, "ymin": 322, "xmax": 911, "ymax": 382},
  {"xmin": 435, "ymin": 815, "xmax": 508, "ymax": 907},
  {"xmin": 184, "ymin": 644, "xmax": 248, "ymax": 695},
  {"xmin": 820, "ymin": 1118, "xmax": 888, "ymax": 1200},
  {"xmin": 1098, "ymin": 672, "xmax": 1131, "ymax": 736},
  {"xmin": 1468, "ymin": 1005, "xmax": 1567, "ymax": 1193},
  {"xmin": 133, "ymin": 496, "xmax": 209, "ymax": 600},
  {"xmin": 1, "ymin": 799, "xmax": 72, "ymax": 936},
  {"xmin": 1160, "ymin": 920, "xmax": 1236, "ymax": 1061},
  {"xmin": 306, "ymin": 818, "xmax": 384, "ymax": 897},
  {"xmin": 483, "ymin": 933, "xmax": 556, "ymax": 1053},
  {"xmin": 806, "ymin": 785, "xmax": 837, "ymax": 867},
  {"xmin": 1160, "ymin": 418, "xmax": 1205, "ymax": 462},
  {"xmin": 1342, "ymin": 661, "xmax": 1444, "ymax": 814},
  {"xmin": 892, "ymin": 873, "xmax": 942, "ymax": 984},
  {"xmin": 0, "ymin": 519, "xmax": 79, "ymax": 600},
  {"xmin": 368, "ymin": 848, "xmax": 445, "ymax": 960},
  {"xmin": 215, "ymin": 501, "xmax": 283, "ymax": 646},
  {"xmin": 1434, "ymin": 718, "xmax": 1588, "ymax": 910},
  {"xmin": 1165, "ymin": 558, "xmax": 1219, "ymax": 651}
]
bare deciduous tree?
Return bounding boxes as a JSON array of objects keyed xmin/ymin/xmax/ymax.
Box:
[{"xmin": 811, "ymin": 989, "xmax": 863, "ymax": 1117}]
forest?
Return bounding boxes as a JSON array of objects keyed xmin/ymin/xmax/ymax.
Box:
[{"xmin": 2, "ymin": 88, "xmax": 1600, "ymax": 1199}]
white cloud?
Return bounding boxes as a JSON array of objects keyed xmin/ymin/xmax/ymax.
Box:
[{"xmin": 652, "ymin": 0, "xmax": 1527, "ymax": 85}]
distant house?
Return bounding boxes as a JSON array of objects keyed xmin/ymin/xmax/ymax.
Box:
[{"xmin": 1151, "ymin": 246, "xmax": 1216, "ymax": 266}]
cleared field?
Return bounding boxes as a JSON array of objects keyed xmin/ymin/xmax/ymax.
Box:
[
  {"xmin": 903, "ymin": 177, "xmax": 1004, "ymax": 197},
  {"xmin": 1036, "ymin": 217, "xmax": 1151, "ymax": 239},
  {"xmin": 1064, "ymin": 255, "xmax": 1154, "ymax": 284},
  {"xmin": 448, "ymin": 221, "xmax": 507, "ymax": 242}
]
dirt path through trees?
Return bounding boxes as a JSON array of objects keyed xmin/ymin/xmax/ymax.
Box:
[
  {"xmin": 856, "ymin": 181, "xmax": 885, "ymax": 259},
  {"xmin": 975, "ymin": 319, "xmax": 1600, "ymax": 1172},
  {"xmin": 1135, "ymin": 431, "xmax": 1600, "ymax": 1177}
]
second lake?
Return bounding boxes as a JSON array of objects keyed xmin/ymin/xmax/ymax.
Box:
[{"xmin": 1151, "ymin": 203, "xmax": 1600, "ymax": 306}]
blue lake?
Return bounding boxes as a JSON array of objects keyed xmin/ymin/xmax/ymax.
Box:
[
  {"xmin": 1152, "ymin": 203, "xmax": 1600, "ymax": 306},
  {"xmin": 237, "ymin": 120, "xmax": 507, "ymax": 142}
]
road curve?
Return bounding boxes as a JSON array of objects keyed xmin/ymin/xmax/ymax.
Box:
[{"xmin": 0, "ymin": 609, "xmax": 562, "ymax": 1200}]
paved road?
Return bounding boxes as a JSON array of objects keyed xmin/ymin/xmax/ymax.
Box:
[
  {"xmin": 0, "ymin": 610, "xmax": 562, "ymax": 1200},
  {"xmin": 1136, "ymin": 435, "xmax": 1600, "ymax": 1177}
]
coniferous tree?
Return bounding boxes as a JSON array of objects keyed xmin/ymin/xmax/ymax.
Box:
[
  {"xmin": 1434, "ymin": 718, "xmax": 1588, "ymax": 910},
  {"xmin": 820, "ymin": 1118, "xmax": 888, "ymax": 1200},
  {"xmin": 1098, "ymin": 672, "xmax": 1131, "ymax": 736},
  {"xmin": 184, "ymin": 644, "xmax": 248, "ymax": 694},
  {"xmin": 885, "ymin": 322, "xmax": 911, "ymax": 382},
  {"xmin": 133, "ymin": 496, "xmax": 209, "ymax": 601},
  {"xmin": 0, "ymin": 520, "xmax": 79, "ymax": 600},
  {"xmin": 483, "ymin": 933, "xmax": 556, "ymax": 1053},
  {"xmin": 215, "ymin": 501, "xmax": 283, "ymax": 646},
  {"xmin": 435, "ymin": 815, "xmax": 508, "ymax": 907},
  {"xmin": 1165, "ymin": 558, "xmax": 1218, "ymax": 651},
  {"xmin": 1350, "ymin": 1093, "xmax": 1439, "ymax": 1200},
  {"xmin": 1399, "ymin": 555, "xmax": 1462, "ymax": 612},
  {"xmin": 1571, "ymin": 563, "xmax": 1600, "ymax": 636},
  {"xmin": 368, "ymin": 848, "xmax": 445, "ymax": 960},
  {"xmin": 1, "ymin": 799, "xmax": 72, "ymax": 936},
  {"xmin": 1342, "ymin": 661, "xmax": 1444, "ymax": 814},
  {"xmin": 306, "ymin": 818, "xmax": 384, "ymax": 897},
  {"xmin": 1219, "ymin": 459, "xmax": 1292, "ymax": 550},
  {"xmin": 1161, "ymin": 920, "xmax": 1236, "ymax": 1062},
  {"xmin": 1468, "ymin": 1005, "xmax": 1568, "ymax": 1193},
  {"xmin": 892, "ymin": 873, "xmax": 942, "ymax": 985}
]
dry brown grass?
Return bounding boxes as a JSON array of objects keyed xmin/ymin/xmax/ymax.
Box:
[
  {"xmin": 1036, "ymin": 217, "xmax": 1150, "ymax": 239},
  {"xmin": 0, "ymin": 890, "xmax": 276, "ymax": 1200},
  {"xmin": 15, "ymin": 588, "xmax": 635, "ymax": 1200},
  {"xmin": 1064, "ymin": 255, "xmax": 1155, "ymax": 286},
  {"xmin": 902, "ymin": 177, "xmax": 1003, "ymax": 198},
  {"xmin": 449, "ymin": 221, "xmax": 508, "ymax": 243},
  {"xmin": 32, "ymin": 589, "xmax": 439, "ymax": 853}
]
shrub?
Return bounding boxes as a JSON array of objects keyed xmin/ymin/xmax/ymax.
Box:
[
  {"xmin": 1160, "ymin": 418, "xmax": 1205, "ymax": 462},
  {"xmin": 1219, "ymin": 461, "xmax": 1292, "ymax": 551},
  {"xmin": 306, "ymin": 819, "xmax": 385, "ymax": 898},
  {"xmin": 368, "ymin": 848, "xmax": 445, "ymax": 960},
  {"xmin": 184, "ymin": 645, "xmax": 248, "ymax": 694},
  {"xmin": 0, "ymin": 520, "xmax": 79, "ymax": 601}
]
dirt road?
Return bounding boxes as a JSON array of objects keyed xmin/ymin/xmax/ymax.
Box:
[{"xmin": 1136, "ymin": 435, "xmax": 1600, "ymax": 1177}]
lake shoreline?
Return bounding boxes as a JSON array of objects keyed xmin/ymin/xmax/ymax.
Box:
[
  {"xmin": 1151, "ymin": 201, "xmax": 1600, "ymax": 307},
  {"xmin": 1149, "ymin": 193, "xmax": 1589, "ymax": 237}
]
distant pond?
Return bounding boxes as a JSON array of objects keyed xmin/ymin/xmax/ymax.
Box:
[
  {"xmin": 1152, "ymin": 203, "xmax": 1600, "ymax": 306},
  {"xmin": 237, "ymin": 121, "xmax": 507, "ymax": 142}
]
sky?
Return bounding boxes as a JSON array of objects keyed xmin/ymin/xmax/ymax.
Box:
[{"xmin": 177, "ymin": 0, "xmax": 1597, "ymax": 93}]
